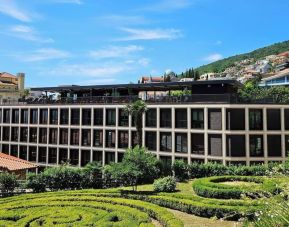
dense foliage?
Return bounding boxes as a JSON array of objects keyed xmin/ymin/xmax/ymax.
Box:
[
  {"xmin": 153, "ymin": 176, "xmax": 176, "ymax": 192},
  {"xmin": 0, "ymin": 172, "xmax": 19, "ymax": 196},
  {"xmin": 27, "ymin": 163, "xmax": 103, "ymax": 192},
  {"xmin": 192, "ymin": 40, "xmax": 289, "ymax": 75},
  {"xmin": 172, "ymin": 160, "xmax": 189, "ymax": 181},
  {"xmin": 104, "ymin": 146, "xmax": 159, "ymax": 190}
]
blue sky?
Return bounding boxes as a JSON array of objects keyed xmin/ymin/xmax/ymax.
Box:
[{"xmin": 0, "ymin": 0, "xmax": 289, "ymax": 87}]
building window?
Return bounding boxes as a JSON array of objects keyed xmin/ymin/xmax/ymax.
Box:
[
  {"xmin": 59, "ymin": 148, "xmax": 68, "ymax": 164},
  {"xmin": 48, "ymin": 148, "xmax": 57, "ymax": 164},
  {"xmin": 160, "ymin": 109, "xmax": 171, "ymax": 128},
  {"xmin": 60, "ymin": 109, "xmax": 69, "ymax": 125},
  {"xmin": 267, "ymin": 109, "xmax": 281, "ymax": 130},
  {"xmin": 40, "ymin": 109, "xmax": 48, "ymax": 124},
  {"xmin": 118, "ymin": 131, "xmax": 129, "ymax": 148},
  {"xmin": 250, "ymin": 135, "xmax": 264, "ymax": 157},
  {"xmin": 146, "ymin": 109, "xmax": 157, "ymax": 127},
  {"xmin": 21, "ymin": 109, "xmax": 28, "ymax": 124},
  {"xmin": 3, "ymin": 109, "xmax": 10, "ymax": 123},
  {"xmin": 11, "ymin": 127, "xmax": 19, "ymax": 142},
  {"xmin": 49, "ymin": 128, "xmax": 58, "ymax": 144},
  {"xmin": 82, "ymin": 109, "xmax": 91, "ymax": 125},
  {"xmin": 50, "ymin": 109, "xmax": 58, "ymax": 124},
  {"xmin": 118, "ymin": 153, "xmax": 124, "ymax": 162},
  {"xmin": 19, "ymin": 146, "xmax": 27, "ymax": 160},
  {"xmin": 39, "ymin": 128, "xmax": 47, "ymax": 144},
  {"xmin": 175, "ymin": 133, "xmax": 188, "ymax": 153},
  {"xmin": 145, "ymin": 132, "xmax": 156, "ymax": 150},
  {"xmin": 160, "ymin": 132, "xmax": 172, "ymax": 152},
  {"xmin": 208, "ymin": 109, "xmax": 222, "ymax": 130},
  {"xmin": 59, "ymin": 129, "xmax": 68, "ymax": 145},
  {"xmin": 249, "ymin": 109, "xmax": 263, "ymax": 130},
  {"xmin": 81, "ymin": 150, "xmax": 91, "ymax": 167},
  {"xmin": 69, "ymin": 149, "xmax": 79, "ymax": 166},
  {"xmin": 30, "ymin": 109, "xmax": 38, "ymax": 124},
  {"xmin": 175, "ymin": 109, "xmax": 187, "ymax": 128},
  {"xmin": 28, "ymin": 146, "xmax": 37, "ymax": 162},
  {"xmin": 12, "ymin": 109, "xmax": 19, "ymax": 124},
  {"xmin": 71, "ymin": 109, "xmax": 80, "ymax": 125},
  {"xmin": 191, "ymin": 133, "xmax": 204, "ymax": 155},
  {"xmin": 267, "ymin": 135, "xmax": 282, "ymax": 157},
  {"xmin": 70, "ymin": 129, "xmax": 79, "ymax": 146},
  {"xmin": 94, "ymin": 109, "xmax": 103, "ymax": 126},
  {"xmin": 10, "ymin": 145, "xmax": 18, "ymax": 157},
  {"xmin": 93, "ymin": 130, "xmax": 103, "ymax": 147},
  {"xmin": 119, "ymin": 109, "xmax": 128, "ymax": 126},
  {"xmin": 1, "ymin": 144, "xmax": 9, "ymax": 155},
  {"xmin": 131, "ymin": 131, "xmax": 138, "ymax": 148},
  {"xmin": 226, "ymin": 135, "xmax": 246, "ymax": 157},
  {"xmin": 208, "ymin": 134, "xmax": 222, "ymax": 156},
  {"xmin": 20, "ymin": 127, "xmax": 28, "ymax": 142},
  {"xmin": 105, "ymin": 152, "xmax": 115, "ymax": 164},
  {"xmin": 285, "ymin": 109, "xmax": 289, "ymax": 130},
  {"xmin": 191, "ymin": 109, "xmax": 204, "ymax": 129},
  {"xmin": 106, "ymin": 109, "xmax": 116, "ymax": 126},
  {"xmin": 106, "ymin": 130, "xmax": 116, "ymax": 148},
  {"xmin": 93, "ymin": 151, "xmax": 102, "ymax": 163},
  {"xmin": 38, "ymin": 147, "xmax": 47, "ymax": 163},
  {"xmin": 82, "ymin": 129, "xmax": 91, "ymax": 146},
  {"xmin": 226, "ymin": 109, "xmax": 245, "ymax": 130},
  {"xmin": 0, "ymin": 109, "xmax": 2, "ymax": 123},
  {"xmin": 29, "ymin": 128, "xmax": 37, "ymax": 143},
  {"xmin": 285, "ymin": 135, "xmax": 289, "ymax": 157}
]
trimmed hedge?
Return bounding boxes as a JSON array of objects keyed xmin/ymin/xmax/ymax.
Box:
[
  {"xmin": 192, "ymin": 176, "xmax": 280, "ymax": 199},
  {"xmin": 0, "ymin": 191, "xmax": 183, "ymax": 227}
]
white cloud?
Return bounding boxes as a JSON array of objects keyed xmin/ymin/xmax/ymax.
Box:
[
  {"xmin": 14, "ymin": 48, "xmax": 70, "ymax": 62},
  {"xmin": 99, "ymin": 15, "xmax": 149, "ymax": 26},
  {"xmin": 49, "ymin": 0, "xmax": 83, "ymax": 4},
  {"xmin": 7, "ymin": 25, "xmax": 54, "ymax": 43},
  {"xmin": 141, "ymin": 0, "xmax": 192, "ymax": 12},
  {"xmin": 89, "ymin": 45, "xmax": 144, "ymax": 59},
  {"xmin": 137, "ymin": 58, "xmax": 150, "ymax": 66},
  {"xmin": 0, "ymin": 0, "xmax": 31, "ymax": 22},
  {"xmin": 47, "ymin": 64, "xmax": 129, "ymax": 78},
  {"xmin": 203, "ymin": 53, "xmax": 223, "ymax": 62},
  {"xmin": 118, "ymin": 28, "xmax": 182, "ymax": 41}
]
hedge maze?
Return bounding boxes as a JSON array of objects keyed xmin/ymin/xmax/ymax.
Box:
[{"xmin": 0, "ymin": 176, "xmax": 285, "ymax": 226}]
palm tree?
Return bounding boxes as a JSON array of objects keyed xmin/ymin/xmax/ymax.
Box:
[{"xmin": 124, "ymin": 100, "xmax": 147, "ymax": 146}]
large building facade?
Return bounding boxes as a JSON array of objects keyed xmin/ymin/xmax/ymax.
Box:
[{"xmin": 0, "ymin": 80, "xmax": 287, "ymax": 171}]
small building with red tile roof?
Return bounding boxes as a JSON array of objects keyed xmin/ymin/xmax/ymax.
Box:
[
  {"xmin": 0, "ymin": 72, "xmax": 25, "ymax": 103},
  {"xmin": 0, "ymin": 152, "xmax": 37, "ymax": 179}
]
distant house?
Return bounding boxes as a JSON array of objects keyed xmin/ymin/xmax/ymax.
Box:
[
  {"xmin": 255, "ymin": 60, "xmax": 271, "ymax": 74},
  {"xmin": 138, "ymin": 76, "xmax": 164, "ymax": 84},
  {"xmin": 0, "ymin": 153, "xmax": 37, "ymax": 179},
  {"xmin": 199, "ymin": 73, "xmax": 220, "ymax": 80},
  {"xmin": 259, "ymin": 68, "xmax": 289, "ymax": 87},
  {"xmin": 0, "ymin": 72, "xmax": 25, "ymax": 103}
]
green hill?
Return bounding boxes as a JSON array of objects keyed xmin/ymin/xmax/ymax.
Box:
[{"xmin": 190, "ymin": 40, "xmax": 289, "ymax": 75}]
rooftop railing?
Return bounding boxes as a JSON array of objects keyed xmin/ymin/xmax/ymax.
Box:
[{"xmin": 0, "ymin": 94, "xmax": 287, "ymax": 105}]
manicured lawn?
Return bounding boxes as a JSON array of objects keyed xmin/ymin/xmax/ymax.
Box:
[{"xmin": 0, "ymin": 176, "xmax": 287, "ymax": 226}]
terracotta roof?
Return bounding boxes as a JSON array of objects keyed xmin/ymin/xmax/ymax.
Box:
[
  {"xmin": 0, "ymin": 153, "xmax": 37, "ymax": 171},
  {"xmin": 0, "ymin": 72, "xmax": 17, "ymax": 79}
]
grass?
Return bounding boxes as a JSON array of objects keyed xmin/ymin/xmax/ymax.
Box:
[{"xmin": 0, "ymin": 176, "xmax": 287, "ymax": 226}]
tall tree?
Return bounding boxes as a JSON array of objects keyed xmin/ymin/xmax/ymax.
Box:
[
  {"xmin": 125, "ymin": 100, "xmax": 147, "ymax": 145},
  {"xmin": 194, "ymin": 71, "xmax": 200, "ymax": 80}
]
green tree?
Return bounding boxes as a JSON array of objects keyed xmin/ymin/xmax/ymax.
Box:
[
  {"xmin": 0, "ymin": 172, "xmax": 19, "ymax": 196},
  {"xmin": 124, "ymin": 100, "xmax": 147, "ymax": 145},
  {"xmin": 194, "ymin": 71, "xmax": 200, "ymax": 80},
  {"xmin": 105, "ymin": 146, "xmax": 159, "ymax": 191}
]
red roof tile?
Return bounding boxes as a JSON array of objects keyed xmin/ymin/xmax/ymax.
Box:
[{"xmin": 0, "ymin": 153, "xmax": 37, "ymax": 171}]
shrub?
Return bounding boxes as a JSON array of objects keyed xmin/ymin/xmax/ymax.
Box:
[
  {"xmin": 81, "ymin": 162, "xmax": 103, "ymax": 189},
  {"xmin": 26, "ymin": 173, "xmax": 46, "ymax": 193},
  {"xmin": 192, "ymin": 176, "xmax": 279, "ymax": 199},
  {"xmin": 0, "ymin": 172, "xmax": 19, "ymax": 196},
  {"xmin": 172, "ymin": 160, "xmax": 189, "ymax": 181},
  {"xmin": 189, "ymin": 162, "xmax": 228, "ymax": 178},
  {"xmin": 153, "ymin": 176, "xmax": 176, "ymax": 192}
]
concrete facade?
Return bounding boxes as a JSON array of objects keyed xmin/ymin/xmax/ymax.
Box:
[{"xmin": 0, "ymin": 103, "xmax": 288, "ymax": 172}]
